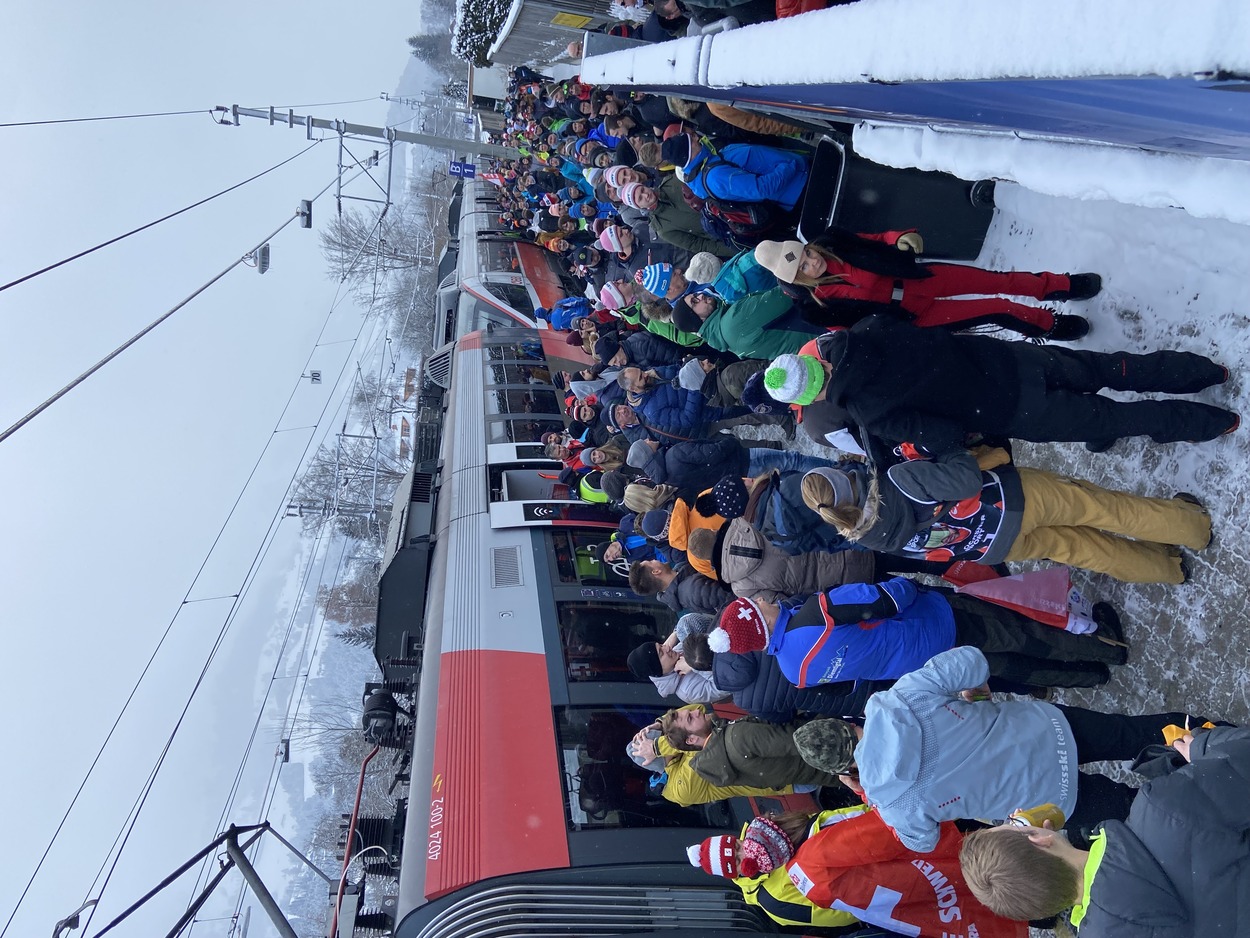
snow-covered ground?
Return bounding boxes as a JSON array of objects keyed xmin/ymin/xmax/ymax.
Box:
[{"xmin": 764, "ymin": 177, "xmax": 1250, "ymax": 728}]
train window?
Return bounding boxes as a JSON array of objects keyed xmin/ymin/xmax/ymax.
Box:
[
  {"xmin": 547, "ymin": 530, "xmax": 630, "ymax": 587},
  {"xmin": 487, "ymin": 417, "xmax": 565, "ymax": 443},
  {"xmin": 482, "ymin": 242, "xmax": 520, "ymax": 273},
  {"xmin": 488, "ymin": 388, "xmax": 561, "ymax": 415},
  {"xmin": 556, "ymin": 601, "xmax": 674, "ymax": 683},
  {"xmin": 486, "ymin": 341, "xmax": 545, "ymax": 362},
  {"xmin": 488, "ymin": 283, "xmax": 535, "ymax": 316},
  {"xmin": 488, "ymin": 363, "xmax": 551, "ymax": 385},
  {"xmin": 555, "ymin": 705, "xmax": 733, "ymax": 830},
  {"xmin": 469, "ymin": 301, "xmax": 517, "ymax": 333}
]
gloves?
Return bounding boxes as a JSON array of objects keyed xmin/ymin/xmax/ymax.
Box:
[{"xmin": 896, "ymin": 232, "xmax": 924, "ymax": 253}]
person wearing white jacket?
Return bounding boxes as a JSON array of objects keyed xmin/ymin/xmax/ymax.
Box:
[
  {"xmin": 627, "ymin": 613, "xmax": 729, "ymax": 705},
  {"xmin": 808, "ymin": 646, "xmax": 1218, "ymax": 853}
]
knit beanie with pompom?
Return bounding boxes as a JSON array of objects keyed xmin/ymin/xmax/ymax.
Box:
[
  {"xmin": 709, "ymin": 597, "xmax": 769, "ymax": 654},
  {"xmin": 764, "ymin": 353, "xmax": 825, "ymax": 405}
]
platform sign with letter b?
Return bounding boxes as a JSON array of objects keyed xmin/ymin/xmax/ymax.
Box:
[{"xmin": 448, "ymin": 160, "xmax": 476, "ymax": 179}]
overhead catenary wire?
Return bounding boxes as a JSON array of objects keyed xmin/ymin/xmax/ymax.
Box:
[
  {"xmin": 0, "ymin": 212, "xmax": 300, "ymax": 445},
  {"xmin": 0, "ymin": 139, "xmax": 321, "ymax": 295},
  {"xmin": 0, "ymin": 108, "xmax": 214, "ymax": 128},
  {"xmin": 5, "ymin": 133, "xmax": 428, "ymax": 936},
  {"xmin": 1, "ymin": 157, "xmax": 391, "ymax": 938}
]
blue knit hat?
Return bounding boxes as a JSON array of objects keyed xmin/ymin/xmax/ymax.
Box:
[{"xmin": 637, "ymin": 263, "xmax": 673, "ymax": 298}]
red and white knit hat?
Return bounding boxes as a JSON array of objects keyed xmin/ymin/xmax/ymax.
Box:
[
  {"xmin": 709, "ymin": 597, "xmax": 769, "ymax": 654},
  {"xmin": 618, "ymin": 181, "xmax": 645, "ymax": 209},
  {"xmin": 687, "ymin": 835, "xmax": 739, "ymax": 878},
  {"xmin": 598, "ymin": 225, "xmax": 625, "ymax": 254},
  {"xmin": 604, "ymin": 165, "xmax": 631, "ymax": 189}
]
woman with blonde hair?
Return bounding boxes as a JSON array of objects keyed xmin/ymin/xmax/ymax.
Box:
[
  {"xmin": 754, "ymin": 229, "xmax": 1097, "ymax": 340},
  {"xmin": 799, "ymin": 438, "xmax": 1212, "ymax": 584},
  {"xmin": 583, "ymin": 437, "xmax": 630, "ymax": 472},
  {"xmin": 621, "ymin": 481, "xmax": 679, "ymax": 513}
]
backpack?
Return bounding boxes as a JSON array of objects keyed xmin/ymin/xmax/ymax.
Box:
[{"xmin": 687, "ymin": 142, "xmax": 782, "ymax": 246}]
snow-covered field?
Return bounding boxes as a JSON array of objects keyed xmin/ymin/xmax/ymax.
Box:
[{"xmin": 768, "ymin": 178, "xmax": 1250, "ymax": 727}]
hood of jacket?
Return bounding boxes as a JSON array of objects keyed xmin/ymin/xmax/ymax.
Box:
[{"xmin": 854, "ymin": 692, "xmax": 924, "ymax": 804}]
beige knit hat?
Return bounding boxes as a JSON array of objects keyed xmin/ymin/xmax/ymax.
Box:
[{"xmin": 753, "ymin": 239, "xmax": 805, "ymax": 284}]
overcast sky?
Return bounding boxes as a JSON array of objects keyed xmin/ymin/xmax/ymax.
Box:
[{"xmin": 0, "ymin": 3, "xmax": 438, "ymax": 936}]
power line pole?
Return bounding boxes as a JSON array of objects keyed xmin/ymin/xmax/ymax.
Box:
[{"xmin": 224, "ymin": 105, "xmax": 516, "ymax": 159}]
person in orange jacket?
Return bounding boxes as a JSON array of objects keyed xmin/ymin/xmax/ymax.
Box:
[{"xmin": 687, "ymin": 806, "xmax": 1027, "ymax": 938}]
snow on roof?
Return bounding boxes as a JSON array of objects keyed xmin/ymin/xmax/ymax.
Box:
[
  {"xmin": 853, "ymin": 121, "xmax": 1250, "ymax": 226},
  {"xmin": 581, "ymin": 0, "xmax": 1250, "ymax": 88}
]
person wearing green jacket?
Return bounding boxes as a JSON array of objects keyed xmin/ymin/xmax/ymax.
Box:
[
  {"xmin": 674, "ymin": 287, "xmax": 822, "ymax": 361},
  {"xmin": 619, "ymin": 175, "xmax": 737, "ymax": 260}
]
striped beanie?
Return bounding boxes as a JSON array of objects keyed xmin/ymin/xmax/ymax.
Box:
[
  {"xmin": 764, "ymin": 353, "xmax": 825, "ymax": 405},
  {"xmin": 618, "ymin": 181, "xmax": 644, "ymax": 209},
  {"xmin": 604, "ymin": 165, "xmax": 631, "ymax": 189},
  {"xmin": 637, "ymin": 263, "xmax": 673, "ymax": 298},
  {"xmin": 687, "ymin": 835, "xmax": 738, "ymax": 879},
  {"xmin": 738, "ymin": 817, "xmax": 796, "ymax": 878},
  {"xmin": 598, "ymin": 225, "xmax": 625, "ymax": 254},
  {"xmin": 599, "ymin": 282, "xmax": 627, "ymax": 310}
]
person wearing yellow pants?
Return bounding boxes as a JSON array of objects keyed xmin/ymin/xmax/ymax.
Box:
[
  {"xmin": 1007, "ymin": 469, "xmax": 1208, "ymax": 584},
  {"xmin": 800, "ymin": 444, "xmax": 1210, "ymax": 585}
]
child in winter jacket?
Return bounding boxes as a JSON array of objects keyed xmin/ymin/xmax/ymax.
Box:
[
  {"xmin": 686, "ymin": 807, "xmax": 1027, "ymax": 938},
  {"xmin": 958, "ymin": 725, "xmax": 1250, "ymax": 937},
  {"xmin": 753, "ymin": 231, "xmax": 1098, "ymax": 340},
  {"xmin": 707, "ymin": 578, "xmax": 1126, "ymax": 693}
]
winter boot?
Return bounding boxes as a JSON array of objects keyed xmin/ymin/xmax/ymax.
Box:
[
  {"xmin": 1092, "ymin": 602, "xmax": 1128, "ymax": 666},
  {"xmin": 1084, "ymin": 437, "xmax": 1119, "ymax": 454},
  {"xmin": 1093, "ymin": 602, "xmax": 1127, "ymax": 646},
  {"xmin": 1173, "ymin": 492, "xmax": 1206, "ymax": 511},
  {"xmin": 1042, "ymin": 314, "xmax": 1091, "ymax": 342},
  {"xmin": 1044, "ymin": 273, "xmax": 1103, "ymax": 301}
]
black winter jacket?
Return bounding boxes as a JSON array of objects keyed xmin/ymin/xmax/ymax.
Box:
[
  {"xmin": 649, "ymin": 437, "xmax": 751, "ymax": 499},
  {"xmin": 622, "ymin": 330, "xmax": 688, "ymax": 369},
  {"xmin": 823, "ymin": 316, "xmax": 1028, "ymax": 455},
  {"xmin": 656, "ymin": 563, "xmax": 735, "ymax": 616},
  {"xmin": 1078, "ymin": 725, "xmax": 1250, "ymax": 938},
  {"xmin": 712, "ymin": 650, "xmax": 880, "ymax": 723}
]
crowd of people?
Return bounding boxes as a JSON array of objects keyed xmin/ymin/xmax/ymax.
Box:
[{"xmin": 481, "ymin": 61, "xmax": 1245, "ymax": 938}]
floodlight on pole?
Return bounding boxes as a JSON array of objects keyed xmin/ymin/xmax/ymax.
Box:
[
  {"xmin": 244, "ymin": 243, "xmax": 271, "ymax": 274},
  {"xmin": 51, "ymin": 899, "xmax": 97, "ymax": 938}
]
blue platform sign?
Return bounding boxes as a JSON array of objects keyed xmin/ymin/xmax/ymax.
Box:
[{"xmin": 448, "ymin": 160, "xmax": 477, "ymax": 178}]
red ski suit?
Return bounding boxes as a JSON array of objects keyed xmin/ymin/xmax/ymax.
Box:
[
  {"xmin": 812, "ymin": 230, "xmax": 1067, "ymax": 334},
  {"xmin": 785, "ymin": 809, "xmax": 1027, "ymax": 938}
]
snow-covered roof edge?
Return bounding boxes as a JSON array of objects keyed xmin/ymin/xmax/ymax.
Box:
[
  {"xmin": 486, "ymin": 0, "xmax": 526, "ymax": 62},
  {"xmin": 853, "ymin": 121, "xmax": 1250, "ymax": 227},
  {"xmin": 581, "ymin": 0, "xmax": 1250, "ymax": 88}
]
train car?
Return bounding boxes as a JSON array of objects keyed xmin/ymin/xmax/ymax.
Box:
[
  {"xmin": 442, "ymin": 180, "xmax": 582, "ymax": 343},
  {"xmin": 366, "ymin": 322, "xmax": 833, "ymax": 938}
]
